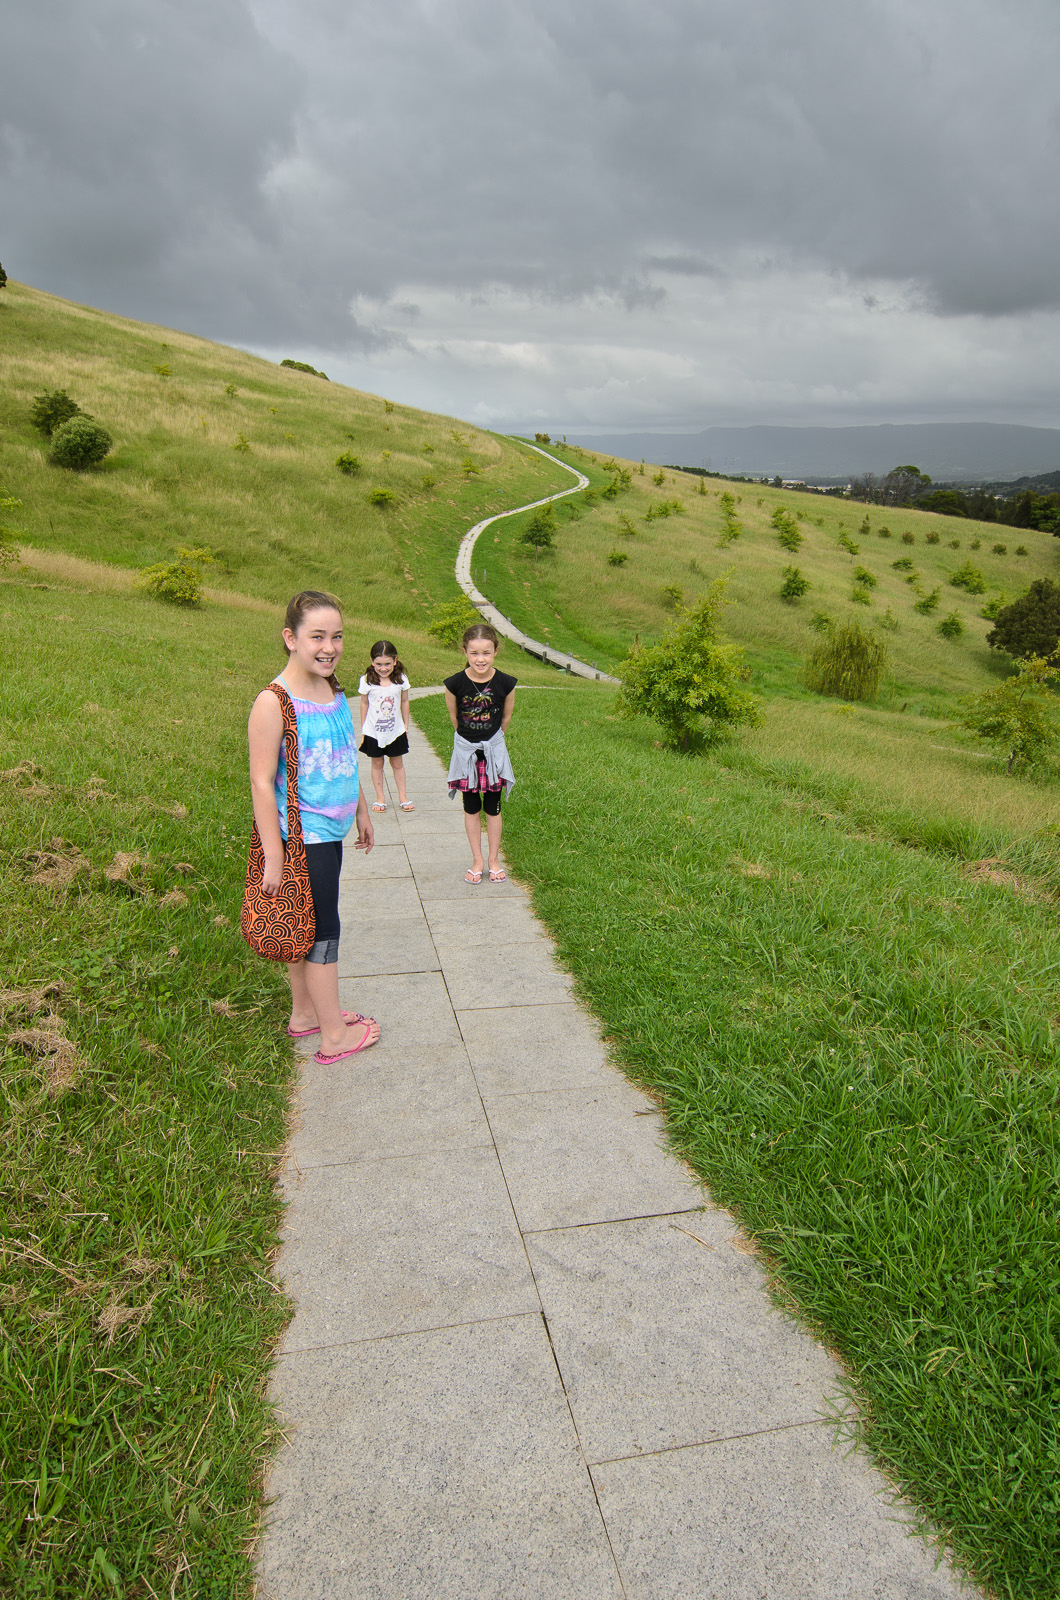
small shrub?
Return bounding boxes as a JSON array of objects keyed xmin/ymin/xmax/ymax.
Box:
[
  {"xmin": 809, "ymin": 611, "xmax": 834, "ymax": 635},
  {"xmin": 877, "ymin": 525, "xmax": 891, "ymax": 539},
  {"xmin": 877, "ymin": 607, "xmax": 899, "ymax": 632},
  {"xmin": 697, "ymin": 477, "xmax": 707, "ymax": 495},
  {"xmin": 224, "ymin": 383, "xmax": 239, "ymax": 396},
  {"xmin": 280, "ymin": 360, "xmax": 328, "ymax": 379},
  {"xmin": 853, "ymin": 566, "xmax": 877, "ymax": 588},
  {"xmin": 521, "ymin": 504, "xmax": 556, "ymax": 549},
  {"xmin": 335, "ymin": 451, "xmax": 361, "ymax": 476},
  {"xmin": 534, "ymin": 432, "xmax": 551, "ymax": 444},
  {"xmin": 48, "ymin": 416, "xmax": 113, "ymax": 470},
  {"xmin": 891, "ymin": 557, "xmax": 914, "ymax": 571},
  {"xmin": 925, "ymin": 530, "xmax": 940, "ymax": 544},
  {"xmin": 937, "ymin": 612, "xmax": 964, "ymax": 639},
  {"xmin": 423, "ymin": 443, "xmax": 435, "ymax": 452},
  {"xmin": 980, "ymin": 594, "xmax": 1006, "ymax": 621},
  {"xmin": 368, "ymin": 487, "xmax": 396, "ymax": 509},
  {"xmin": 607, "ymin": 549, "xmax": 629, "ymax": 566},
  {"xmin": 30, "ymin": 389, "xmax": 82, "ymax": 437},
  {"xmin": 947, "ymin": 539, "xmax": 961, "ymax": 549},
  {"xmin": 617, "ymin": 581, "xmax": 762, "ymax": 751},
  {"xmin": 582, "ymin": 488, "xmax": 598, "ymax": 507},
  {"xmin": 837, "ymin": 533, "xmax": 860, "ymax": 556},
  {"xmin": 859, "ymin": 516, "xmax": 871, "ymax": 535},
  {"xmin": 421, "ymin": 474, "xmax": 437, "ymax": 491},
  {"xmin": 427, "ymin": 595, "xmax": 482, "ymax": 644},
  {"xmin": 380, "ymin": 450, "xmax": 391, "ymax": 463},
  {"xmin": 616, "ymin": 514, "xmax": 638, "ymax": 538},
  {"xmin": 1016, "ymin": 545, "xmax": 1029, "ymax": 556},
  {"xmin": 232, "ymin": 433, "xmax": 252, "ymax": 454},
  {"xmin": 780, "ymin": 566, "xmax": 809, "ymax": 602},
  {"xmin": 661, "ymin": 584, "xmax": 684, "ymax": 610},
  {"xmin": 137, "ymin": 552, "xmax": 207, "ymax": 607},
  {"xmin": 805, "ymin": 620, "xmax": 887, "ymax": 701},
  {"xmin": 652, "ymin": 470, "xmax": 665, "ymax": 486},
  {"xmin": 992, "ymin": 542, "xmax": 1008, "ymax": 555},
  {"xmin": 461, "ymin": 457, "xmax": 480, "ymax": 479},
  {"xmin": 384, "ymin": 400, "xmax": 394, "ymax": 414},
  {"xmin": 901, "ymin": 531, "xmax": 915, "ymax": 544},
  {"xmin": 914, "ymin": 587, "xmax": 942, "ymax": 614},
  {"xmin": 154, "ymin": 363, "xmax": 172, "ymax": 378},
  {"xmin": 970, "ymin": 539, "xmax": 981, "ymax": 549},
  {"xmin": 851, "ymin": 586, "xmax": 872, "ymax": 604},
  {"xmin": 950, "ymin": 561, "xmax": 987, "ymax": 595}
]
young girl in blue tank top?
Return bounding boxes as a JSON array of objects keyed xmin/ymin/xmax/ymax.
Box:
[{"xmin": 248, "ymin": 590, "xmax": 380, "ymax": 1063}]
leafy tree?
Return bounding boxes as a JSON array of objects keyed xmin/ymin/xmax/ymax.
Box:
[
  {"xmin": 937, "ymin": 612, "xmax": 963, "ymax": 639},
  {"xmin": 30, "ymin": 389, "xmax": 82, "ymax": 437},
  {"xmin": 48, "ymin": 416, "xmax": 112, "ymax": 470},
  {"xmin": 617, "ymin": 582, "xmax": 762, "ymax": 751},
  {"xmin": 919, "ymin": 489, "xmax": 968, "ymax": 517},
  {"xmin": 958, "ymin": 653, "xmax": 1060, "ymax": 771},
  {"xmin": 987, "ymin": 578, "xmax": 1060, "ymax": 659},
  {"xmin": 949, "ymin": 560, "xmax": 987, "ymax": 595},
  {"xmin": 533, "ymin": 432, "xmax": 551, "ymax": 444},
  {"xmin": 521, "ymin": 504, "xmax": 556, "ymax": 550},
  {"xmin": 805, "ymin": 620, "xmax": 887, "ymax": 701},
  {"xmin": 914, "ymin": 587, "xmax": 942, "ymax": 614},
  {"xmin": 280, "ymin": 359, "xmax": 329, "ymax": 379}
]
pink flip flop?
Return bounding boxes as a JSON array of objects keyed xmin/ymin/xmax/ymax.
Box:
[
  {"xmin": 287, "ymin": 1010, "xmax": 373, "ymax": 1039},
  {"xmin": 313, "ymin": 1021, "xmax": 380, "ymax": 1063}
]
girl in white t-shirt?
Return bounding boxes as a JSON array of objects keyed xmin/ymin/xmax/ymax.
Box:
[{"xmin": 358, "ymin": 640, "xmax": 413, "ymax": 812}]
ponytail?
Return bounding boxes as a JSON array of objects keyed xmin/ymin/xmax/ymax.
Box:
[{"xmin": 283, "ymin": 590, "xmax": 344, "ymax": 692}]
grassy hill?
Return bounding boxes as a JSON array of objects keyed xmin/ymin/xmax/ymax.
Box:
[{"xmin": 4, "ymin": 280, "xmax": 1060, "ymax": 1599}]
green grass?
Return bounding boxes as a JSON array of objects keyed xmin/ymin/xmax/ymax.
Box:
[
  {"xmin": 0, "ymin": 582, "xmax": 299, "ymax": 1597},
  {"xmin": 415, "ymin": 686, "xmax": 1060, "ymax": 1598},
  {"xmin": 481, "ymin": 444, "xmax": 1059, "ymax": 709}
]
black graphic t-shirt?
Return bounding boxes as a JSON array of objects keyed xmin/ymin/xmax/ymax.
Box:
[{"xmin": 444, "ymin": 669, "xmax": 518, "ymax": 742}]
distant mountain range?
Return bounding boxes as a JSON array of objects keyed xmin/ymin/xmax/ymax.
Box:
[{"xmin": 564, "ymin": 423, "xmax": 1060, "ymax": 484}]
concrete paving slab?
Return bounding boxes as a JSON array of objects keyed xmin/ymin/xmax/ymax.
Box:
[
  {"xmin": 262, "ymin": 1318, "xmax": 623, "ymax": 1600},
  {"xmin": 527, "ymin": 1213, "xmax": 840, "ymax": 1462},
  {"xmin": 443, "ymin": 937, "xmax": 574, "ymax": 1010},
  {"xmin": 484, "ymin": 1083, "xmax": 702, "ymax": 1230},
  {"xmin": 336, "ymin": 876, "xmax": 426, "ymax": 919},
  {"xmin": 457, "ymin": 999, "xmax": 617, "ymax": 1094},
  {"xmin": 590, "ymin": 1423, "xmax": 970, "ymax": 1600},
  {"xmin": 337, "ymin": 970, "xmax": 464, "ymax": 1049},
  {"xmin": 336, "ymin": 914, "xmax": 440, "ymax": 977},
  {"xmin": 288, "ymin": 1044, "xmax": 490, "ymax": 1168},
  {"xmin": 278, "ymin": 1147, "xmax": 537, "ymax": 1350},
  {"xmin": 425, "ymin": 895, "xmax": 554, "ymax": 950},
  {"xmin": 347, "ymin": 842, "xmax": 413, "ymax": 879}
]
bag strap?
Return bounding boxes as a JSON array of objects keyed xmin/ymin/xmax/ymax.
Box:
[{"xmin": 266, "ymin": 682, "xmax": 304, "ymax": 844}]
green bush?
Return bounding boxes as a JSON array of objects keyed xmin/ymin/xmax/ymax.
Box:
[
  {"xmin": 617, "ymin": 582, "xmax": 761, "ymax": 751},
  {"xmin": 661, "ymin": 584, "xmax": 684, "ymax": 610},
  {"xmin": 987, "ymin": 578, "xmax": 1060, "ymax": 659},
  {"xmin": 901, "ymin": 530, "xmax": 915, "ymax": 544},
  {"xmin": 925, "ymin": 530, "xmax": 940, "ymax": 544},
  {"xmin": 837, "ymin": 532, "xmax": 860, "ymax": 556},
  {"xmin": 980, "ymin": 594, "xmax": 1007, "ymax": 622},
  {"xmin": 607, "ymin": 549, "xmax": 629, "ymax": 566},
  {"xmin": 137, "ymin": 560, "xmax": 203, "ymax": 607},
  {"xmin": 421, "ymin": 474, "xmax": 437, "ymax": 491},
  {"xmin": 992, "ymin": 543, "xmax": 1008, "ymax": 555},
  {"xmin": 891, "ymin": 557, "xmax": 914, "ymax": 571},
  {"xmin": 937, "ymin": 612, "xmax": 964, "ymax": 639},
  {"xmin": 877, "ymin": 607, "xmax": 899, "ymax": 632},
  {"xmin": 48, "ymin": 416, "xmax": 112, "ymax": 470},
  {"xmin": 809, "ymin": 611, "xmax": 834, "ymax": 635},
  {"xmin": 877, "ymin": 525, "xmax": 891, "ymax": 538},
  {"xmin": 232, "ymin": 433, "xmax": 252, "ymax": 454},
  {"xmin": 780, "ymin": 566, "xmax": 809, "ymax": 602},
  {"xmin": 335, "ymin": 451, "xmax": 361, "ymax": 476},
  {"xmin": 30, "ymin": 388, "xmax": 82, "ymax": 438},
  {"xmin": 853, "ymin": 566, "xmax": 877, "ymax": 588},
  {"xmin": 950, "ymin": 561, "xmax": 987, "ymax": 595},
  {"xmin": 520, "ymin": 504, "xmax": 556, "ymax": 550},
  {"xmin": 368, "ymin": 487, "xmax": 396, "ymax": 509},
  {"xmin": 1015, "ymin": 545, "xmax": 1029, "ymax": 556},
  {"xmin": 805, "ymin": 620, "xmax": 887, "ymax": 701},
  {"xmin": 914, "ymin": 587, "xmax": 942, "ymax": 614},
  {"xmin": 280, "ymin": 359, "xmax": 329, "ymax": 379},
  {"xmin": 427, "ymin": 595, "xmax": 482, "ymax": 645}
]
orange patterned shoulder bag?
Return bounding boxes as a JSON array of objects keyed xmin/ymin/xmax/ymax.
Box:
[{"xmin": 240, "ymin": 683, "xmax": 316, "ymax": 962}]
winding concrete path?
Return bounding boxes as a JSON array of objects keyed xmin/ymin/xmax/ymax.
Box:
[
  {"xmin": 456, "ymin": 440, "xmax": 620, "ymax": 684},
  {"xmin": 257, "ymin": 704, "xmax": 975, "ymax": 1600}
]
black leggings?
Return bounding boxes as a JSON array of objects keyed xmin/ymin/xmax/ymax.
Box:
[
  {"xmin": 462, "ymin": 788, "xmax": 502, "ymax": 816},
  {"xmin": 304, "ymin": 840, "xmax": 342, "ymax": 963}
]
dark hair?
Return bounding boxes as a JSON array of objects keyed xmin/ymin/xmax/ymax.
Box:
[
  {"xmin": 461, "ymin": 622, "xmax": 500, "ymax": 649},
  {"xmin": 283, "ymin": 590, "xmax": 344, "ymax": 692},
  {"xmin": 365, "ymin": 639, "xmax": 407, "ymax": 686}
]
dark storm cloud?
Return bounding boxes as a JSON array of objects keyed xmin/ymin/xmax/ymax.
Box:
[{"xmin": 3, "ymin": 0, "xmax": 1058, "ymax": 380}]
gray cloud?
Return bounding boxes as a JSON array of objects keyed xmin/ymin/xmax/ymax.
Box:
[{"xmin": 3, "ymin": 0, "xmax": 1059, "ymax": 423}]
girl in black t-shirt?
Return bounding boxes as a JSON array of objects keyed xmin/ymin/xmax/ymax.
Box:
[{"xmin": 443, "ymin": 624, "xmax": 517, "ymax": 883}]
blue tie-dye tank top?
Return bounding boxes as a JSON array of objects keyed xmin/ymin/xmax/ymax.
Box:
[{"xmin": 273, "ymin": 678, "xmax": 359, "ymax": 844}]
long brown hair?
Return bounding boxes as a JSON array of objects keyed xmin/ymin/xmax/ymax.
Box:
[
  {"xmin": 461, "ymin": 622, "xmax": 500, "ymax": 648},
  {"xmin": 283, "ymin": 590, "xmax": 344, "ymax": 692},
  {"xmin": 365, "ymin": 639, "xmax": 408, "ymax": 686}
]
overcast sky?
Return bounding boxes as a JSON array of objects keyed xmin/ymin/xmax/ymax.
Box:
[{"xmin": 4, "ymin": 0, "xmax": 1059, "ymax": 433}]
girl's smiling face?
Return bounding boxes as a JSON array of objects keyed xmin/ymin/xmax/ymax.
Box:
[
  {"xmin": 372, "ymin": 654, "xmax": 397, "ymax": 681},
  {"xmin": 283, "ymin": 606, "xmax": 343, "ymax": 679},
  {"xmin": 463, "ymin": 637, "xmax": 497, "ymax": 678}
]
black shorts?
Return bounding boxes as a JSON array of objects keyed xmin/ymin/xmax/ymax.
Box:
[
  {"xmin": 462, "ymin": 787, "xmax": 503, "ymax": 816},
  {"xmin": 359, "ymin": 732, "xmax": 410, "ymax": 758},
  {"xmin": 304, "ymin": 840, "xmax": 342, "ymax": 942}
]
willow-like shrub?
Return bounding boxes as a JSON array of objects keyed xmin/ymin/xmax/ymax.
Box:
[{"xmin": 805, "ymin": 619, "xmax": 887, "ymax": 702}]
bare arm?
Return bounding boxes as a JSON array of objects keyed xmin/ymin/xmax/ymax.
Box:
[
  {"xmin": 400, "ymin": 687, "xmax": 410, "ymax": 727},
  {"xmin": 444, "ymin": 688, "xmax": 458, "ymax": 731},
  {"xmin": 500, "ymin": 689, "xmax": 516, "ymax": 732},
  {"xmin": 352, "ymin": 789, "xmax": 374, "ymax": 853},
  {"xmin": 248, "ymin": 690, "xmax": 286, "ymax": 895},
  {"xmin": 360, "ymin": 693, "xmax": 369, "ymax": 731}
]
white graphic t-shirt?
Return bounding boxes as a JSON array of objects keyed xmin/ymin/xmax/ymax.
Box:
[{"xmin": 359, "ymin": 674, "xmax": 410, "ymax": 745}]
